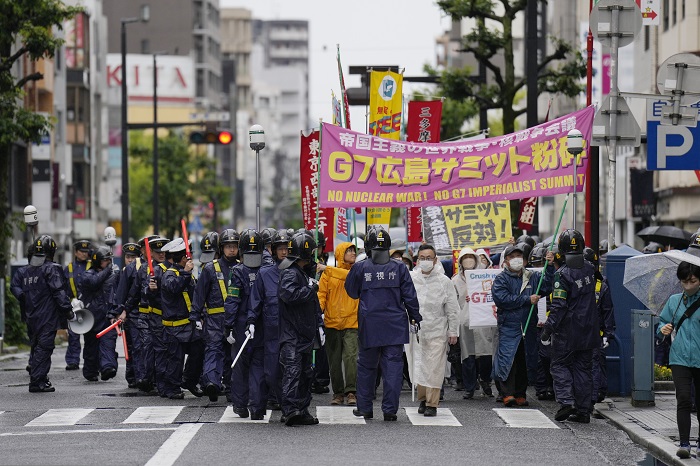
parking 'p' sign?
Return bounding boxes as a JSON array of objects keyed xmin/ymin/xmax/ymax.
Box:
[{"xmin": 647, "ymin": 100, "xmax": 700, "ymax": 170}]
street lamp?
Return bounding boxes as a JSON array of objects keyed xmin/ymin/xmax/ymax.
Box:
[
  {"xmin": 567, "ymin": 129, "xmax": 584, "ymax": 231},
  {"xmin": 152, "ymin": 51, "xmax": 167, "ymax": 235},
  {"xmin": 120, "ymin": 14, "xmax": 147, "ymax": 247},
  {"xmin": 23, "ymin": 205, "xmax": 38, "ymax": 243},
  {"xmin": 249, "ymin": 125, "xmax": 265, "ymax": 231}
]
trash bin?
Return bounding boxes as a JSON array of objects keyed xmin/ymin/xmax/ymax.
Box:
[
  {"xmin": 600, "ymin": 245, "xmax": 645, "ymax": 396},
  {"xmin": 631, "ymin": 309, "xmax": 655, "ymax": 406}
]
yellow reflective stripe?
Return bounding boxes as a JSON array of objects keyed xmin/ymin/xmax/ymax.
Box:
[
  {"xmin": 86, "ymin": 260, "xmax": 91, "ymax": 271},
  {"xmin": 151, "ymin": 308, "xmax": 163, "ymax": 315},
  {"xmin": 595, "ymin": 280, "xmax": 602, "ymax": 293},
  {"xmin": 162, "ymin": 318, "xmax": 191, "ymax": 327},
  {"xmin": 139, "ymin": 306, "xmax": 152, "ymax": 314},
  {"xmin": 167, "ymin": 267, "xmax": 193, "ymax": 311},
  {"xmin": 68, "ymin": 262, "xmax": 78, "ymax": 298},
  {"xmin": 207, "ymin": 307, "xmax": 225, "ymax": 314},
  {"xmin": 136, "ymin": 257, "xmax": 142, "ymax": 270},
  {"xmin": 213, "ymin": 260, "xmax": 228, "ymax": 300}
]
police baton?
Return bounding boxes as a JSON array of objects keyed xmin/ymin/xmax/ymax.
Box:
[
  {"xmin": 230, "ymin": 334, "xmax": 251, "ymax": 369},
  {"xmin": 522, "ymin": 193, "xmax": 569, "ymax": 337}
]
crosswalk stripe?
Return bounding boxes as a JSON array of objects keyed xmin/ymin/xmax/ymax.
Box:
[
  {"xmin": 26, "ymin": 408, "xmax": 94, "ymax": 427},
  {"xmin": 493, "ymin": 408, "xmax": 560, "ymax": 429},
  {"xmin": 218, "ymin": 408, "xmax": 271, "ymax": 423},
  {"xmin": 123, "ymin": 406, "xmax": 184, "ymax": 424},
  {"xmin": 403, "ymin": 407, "xmax": 462, "ymax": 426},
  {"xmin": 145, "ymin": 424, "xmax": 202, "ymax": 466},
  {"xmin": 315, "ymin": 406, "xmax": 366, "ymax": 424}
]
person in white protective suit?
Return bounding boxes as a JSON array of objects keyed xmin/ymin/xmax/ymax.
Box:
[
  {"xmin": 451, "ymin": 247, "xmax": 497, "ymax": 399},
  {"xmin": 408, "ymin": 243, "xmax": 460, "ymax": 416}
]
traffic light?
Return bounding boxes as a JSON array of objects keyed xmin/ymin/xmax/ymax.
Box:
[{"xmin": 189, "ymin": 130, "xmax": 234, "ymax": 145}]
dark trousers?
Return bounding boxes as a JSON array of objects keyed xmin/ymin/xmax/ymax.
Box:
[
  {"xmin": 264, "ymin": 341, "xmax": 282, "ymax": 404},
  {"xmin": 536, "ymin": 338, "xmax": 553, "ymax": 395},
  {"xmin": 150, "ymin": 318, "xmax": 168, "ymax": 395},
  {"xmin": 229, "ymin": 331, "xmax": 252, "ymax": 409},
  {"xmin": 312, "ymin": 344, "xmax": 330, "ymax": 387},
  {"xmin": 29, "ymin": 324, "xmax": 56, "ymax": 387},
  {"xmin": 248, "ymin": 346, "xmax": 268, "ymax": 415},
  {"xmin": 670, "ymin": 365, "xmax": 700, "ymax": 444},
  {"xmin": 591, "ymin": 346, "xmax": 608, "ymax": 404},
  {"xmin": 65, "ymin": 328, "xmax": 81, "ymax": 365},
  {"xmin": 202, "ymin": 314, "xmax": 226, "ymax": 389},
  {"xmin": 82, "ymin": 318, "xmax": 118, "ymax": 379},
  {"xmin": 357, "ymin": 344, "xmax": 404, "ymax": 415},
  {"xmin": 279, "ymin": 343, "xmax": 314, "ymax": 417},
  {"xmin": 462, "ymin": 355, "xmax": 493, "ymax": 393},
  {"xmin": 163, "ymin": 333, "xmax": 204, "ymax": 397},
  {"xmin": 503, "ymin": 340, "xmax": 528, "ymax": 398},
  {"xmin": 124, "ymin": 316, "xmax": 139, "ymax": 384},
  {"xmin": 551, "ymin": 348, "xmax": 593, "ymax": 413},
  {"xmin": 133, "ymin": 313, "xmax": 151, "ymax": 383}
]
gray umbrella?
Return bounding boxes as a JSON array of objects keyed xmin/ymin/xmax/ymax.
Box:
[{"xmin": 623, "ymin": 250, "xmax": 700, "ymax": 315}]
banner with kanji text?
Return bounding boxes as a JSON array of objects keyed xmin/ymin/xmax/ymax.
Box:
[
  {"xmin": 319, "ymin": 106, "xmax": 595, "ymax": 208},
  {"xmin": 406, "ymin": 100, "xmax": 442, "ymax": 143},
  {"xmin": 300, "ymin": 130, "xmax": 333, "ymax": 252}
]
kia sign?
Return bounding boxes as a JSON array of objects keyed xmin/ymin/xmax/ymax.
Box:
[
  {"xmin": 106, "ymin": 54, "xmax": 194, "ymax": 104},
  {"xmin": 647, "ymin": 100, "xmax": 700, "ymax": 170}
]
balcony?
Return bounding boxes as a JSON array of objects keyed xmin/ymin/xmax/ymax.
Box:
[{"xmin": 269, "ymin": 29, "xmax": 308, "ymax": 42}]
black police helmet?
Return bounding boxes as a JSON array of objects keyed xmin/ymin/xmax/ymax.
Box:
[
  {"xmin": 583, "ymin": 247, "xmax": 598, "ymax": 267},
  {"xmin": 365, "ymin": 226, "xmax": 391, "ymax": 251},
  {"xmin": 261, "ymin": 227, "xmax": 277, "ymax": 246},
  {"xmin": 200, "ymin": 231, "xmax": 219, "ymax": 263},
  {"xmin": 31, "ymin": 235, "xmax": 57, "ymax": 266},
  {"xmin": 92, "ymin": 245, "xmax": 114, "ymax": 264},
  {"xmin": 219, "ymin": 229, "xmax": 240, "ymax": 255},
  {"xmin": 516, "ymin": 234, "xmax": 536, "ymax": 249},
  {"xmin": 551, "ymin": 244, "xmax": 565, "ymax": 266},
  {"xmin": 272, "ymin": 229, "xmax": 291, "ymax": 249},
  {"xmin": 279, "ymin": 232, "xmax": 317, "ymax": 270},
  {"xmin": 558, "ymin": 229, "xmax": 585, "ymax": 255},
  {"xmin": 529, "ymin": 243, "xmax": 547, "ymax": 266},
  {"xmin": 238, "ymin": 229, "xmax": 264, "ymax": 254}
]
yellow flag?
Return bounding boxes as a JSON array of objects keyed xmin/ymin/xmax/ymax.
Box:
[{"xmin": 369, "ymin": 70, "xmax": 403, "ymax": 140}]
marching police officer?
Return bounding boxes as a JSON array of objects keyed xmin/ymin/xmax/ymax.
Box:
[
  {"xmin": 142, "ymin": 237, "xmax": 170, "ymax": 395},
  {"xmin": 191, "ymin": 229, "xmax": 238, "ymax": 402},
  {"xmin": 541, "ymin": 229, "xmax": 599, "ymax": 423},
  {"xmin": 160, "ymin": 238, "xmax": 204, "ymax": 399},
  {"xmin": 111, "ymin": 242, "xmax": 141, "ymax": 388},
  {"xmin": 345, "ymin": 227, "xmax": 422, "ymax": 421},
  {"xmin": 14, "ymin": 235, "xmax": 73, "ymax": 392},
  {"xmin": 64, "ymin": 239, "xmax": 92, "ymax": 370},
  {"xmin": 225, "ymin": 229, "xmax": 264, "ymax": 418},
  {"xmin": 247, "ymin": 229, "xmax": 291, "ymax": 414}
]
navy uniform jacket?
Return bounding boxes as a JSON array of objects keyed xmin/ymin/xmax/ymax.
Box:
[
  {"xmin": 595, "ymin": 272, "xmax": 616, "ymax": 338},
  {"xmin": 64, "ymin": 259, "xmax": 90, "ymax": 299},
  {"xmin": 224, "ymin": 263, "xmax": 261, "ymax": 336},
  {"xmin": 248, "ymin": 262, "xmax": 282, "ymax": 343},
  {"xmin": 113, "ymin": 258, "xmax": 143, "ymax": 315},
  {"xmin": 545, "ymin": 261, "xmax": 599, "ymax": 351},
  {"xmin": 82, "ymin": 267, "xmax": 118, "ymax": 323},
  {"xmin": 144, "ymin": 261, "xmax": 169, "ymax": 314},
  {"xmin": 278, "ymin": 262, "xmax": 322, "ymax": 353},
  {"xmin": 20, "ymin": 262, "xmax": 72, "ymax": 329},
  {"xmin": 161, "ymin": 262, "xmax": 199, "ymax": 342},
  {"xmin": 10, "ymin": 265, "xmax": 29, "ymax": 321},
  {"xmin": 344, "ymin": 257, "xmax": 421, "ymax": 348},
  {"xmin": 190, "ymin": 258, "xmax": 236, "ymax": 321}
]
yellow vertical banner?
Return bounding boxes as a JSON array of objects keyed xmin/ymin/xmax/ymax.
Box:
[
  {"xmin": 368, "ymin": 70, "xmax": 403, "ymax": 140},
  {"xmin": 367, "ymin": 69, "xmax": 403, "ymax": 226}
]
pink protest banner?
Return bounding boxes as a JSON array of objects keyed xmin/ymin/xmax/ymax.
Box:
[
  {"xmin": 319, "ymin": 106, "xmax": 595, "ymax": 208},
  {"xmin": 300, "ymin": 130, "xmax": 334, "ymax": 252}
]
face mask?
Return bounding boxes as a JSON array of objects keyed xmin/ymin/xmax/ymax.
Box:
[
  {"xmin": 463, "ymin": 258, "xmax": 477, "ymax": 270},
  {"xmin": 418, "ymin": 260, "xmax": 434, "ymax": 272},
  {"xmin": 508, "ymin": 258, "xmax": 523, "ymax": 272},
  {"xmin": 682, "ymin": 281, "xmax": 700, "ymax": 296}
]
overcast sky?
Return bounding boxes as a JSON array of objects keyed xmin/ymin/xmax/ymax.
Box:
[{"xmin": 220, "ymin": 0, "xmax": 452, "ymax": 131}]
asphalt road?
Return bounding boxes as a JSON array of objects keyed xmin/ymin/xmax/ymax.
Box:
[{"xmin": 0, "ymin": 345, "xmax": 652, "ymax": 466}]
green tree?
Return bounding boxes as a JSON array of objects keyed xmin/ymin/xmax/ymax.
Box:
[
  {"xmin": 0, "ymin": 0, "xmax": 82, "ymax": 276},
  {"xmin": 435, "ymin": 0, "xmax": 586, "ymax": 134},
  {"xmin": 411, "ymin": 79, "xmax": 480, "ymax": 142},
  {"xmin": 129, "ymin": 131, "xmax": 232, "ymax": 240}
]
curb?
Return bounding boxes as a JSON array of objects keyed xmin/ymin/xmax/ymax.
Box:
[
  {"xmin": 0, "ymin": 350, "xmax": 30, "ymax": 362},
  {"xmin": 595, "ymin": 405, "xmax": 688, "ymax": 466}
]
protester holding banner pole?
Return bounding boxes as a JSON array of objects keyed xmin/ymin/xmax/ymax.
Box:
[
  {"xmin": 452, "ymin": 247, "xmax": 496, "ymax": 399},
  {"xmin": 491, "ymin": 244, "xmax": 554, "ymax": 407},
  {"xmin": 408, "ymin": 244, "xmax": 459, "ymax": 417}
]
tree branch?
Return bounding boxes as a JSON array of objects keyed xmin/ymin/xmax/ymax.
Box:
[
  {"xmin": 15, "ymin": 72, "xmax": 43, "ymax": 89},
  {"xmin": 5, "ymin": 46, "xmax": 28, "ymax": 70}
]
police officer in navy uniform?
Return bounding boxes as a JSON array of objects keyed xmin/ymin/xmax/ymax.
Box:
[
  {"xmin": 111, "ymin": 242, "xmax": 142, "ymax": 388},
  {"xmin": 191, "ymin": 229, "xmax": 238, "ymax": 402},
  {"xmin": 142, "ymin": 237, "xmax": 171, "ymax": 396},
  {"xmin": 248, "ymin": 229, "xmax": 291, "ymax": 414},
  {"xmin": 160, "ymin": 238, "xmax": 204, "ymax": 399},
  {"xmin": 345, "ymin": 227, "xmax": 422, "ymax": 421},
  {"xmin": 15, "ymin": 235, "xmax": 74, "ymax": 392},
  {"xmin": 541, "ymin": 229, "xmax": 599, "ymax": 423},
  {"xmin": 64, "ymin": 239, "xmax": 92, "ymax": 370},
  {"xmin": 277, "ymin": 232, "xmax": 324, "ymax": 426},
  {"xmin": 224, "ymin": 229, "xmax": 264, "ymax": 418}
]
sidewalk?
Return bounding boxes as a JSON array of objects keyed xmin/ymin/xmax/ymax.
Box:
[{"xmin": 595, "ymin": 390, "xmax": 698, "ymax": 466}]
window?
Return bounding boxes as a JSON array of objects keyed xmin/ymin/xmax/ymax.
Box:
[
  {"xmin": 682, "ymin": 0, "xmax": 685, "ymax": 19},
  {"xmin": 672, "ymin": 0, "xmax": 677, "ymax": 25},
  {"xmin": 644, "ymin": 26, "xmax": 650, "ymax": 51},
  {"xmin": 663, "ymin": 0, "xmax": 669, "ymax": 30},
  {"xmin": 141, "ymin": 39, "xmax": 150, "ymax": 54}
]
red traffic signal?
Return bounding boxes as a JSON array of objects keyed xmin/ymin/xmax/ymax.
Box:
[{"xmin": 189, "ymin": 130, "xmax": 234, "ymax": 145}]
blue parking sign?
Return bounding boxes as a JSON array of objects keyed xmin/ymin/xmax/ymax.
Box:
[{"xmin": 647, "ymin": 100, "xmax": 700, "ymax": 170}]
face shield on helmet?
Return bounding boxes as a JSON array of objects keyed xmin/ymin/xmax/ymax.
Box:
[
  {"xmin": 238, "ymin": 229, "xmax": 264, "ymax": 268},
  {"xmin": 31, "ymin": 235, "xmax": 57, "ymax": 267},
  {"xmin": 279, "ymin": 233, "xmax": 317, "ymax": 270}
]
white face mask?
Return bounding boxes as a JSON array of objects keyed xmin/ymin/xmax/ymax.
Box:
[
  {"xmin": 463, "ymin": 257, "xmax": 477, "ymax": 270},
  {"xmin": 418, "ymin": 260, "xmax": 435, "ymax": 273},
  {"xmin": 508, "ymin": 257, "xmax": 524, "ymax": 272}
]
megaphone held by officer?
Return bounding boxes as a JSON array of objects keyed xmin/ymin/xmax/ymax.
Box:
[{"xmin": 67, "ymin": 298, "xmax": 94, "ymax": 335}]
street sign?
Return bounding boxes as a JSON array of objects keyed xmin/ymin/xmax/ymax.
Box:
[
  {"xmin": 590, "ymin": 0, "xmax": 642, "ymax": 48},
  {"xmin": 656, "ymin": 53, "xmax": 700, "ymax": 107},
  {"xmin": 188, "ymin": 111, "xmax": 230, "ymax": 122},
  {"xmin": 591, "ymin": 95, "xmax": 641, "ymax": 147},
  {"xmin": 647, "ymin": 100, "xmax": 700, "ymax": 170},
  {"xmin": 636, "ymin": 0, "xmax": 660, "ymax": 26}
]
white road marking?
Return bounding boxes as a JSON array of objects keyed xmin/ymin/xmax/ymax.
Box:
[
  {"xmin": 0, "ymin": 427, "xmax": 177, "ymax": 437},
  {"xmin": 218, "ymin": 407, "xmax": 271, "ymax": 423},
  {"xmin": 403, "ymin": 407, "xmax": 462, "ymax": 426},
  {"xmin": 493, "ymin": 408, "xmax": 560, "ymax": 428},
  {"xmin": 144, "ymin": 423, "xmax": 203, "ymax": 466},
  {"xmin": 123, "ymin": 406, "xmax": 184, "ymax": 424},
  {"xmin": 315, "ymin": 406, "xmax": 366, "ymax": 424},
  {"xmin": 26, "ymin": 408, "xmax": 94, "ymax": 427}
]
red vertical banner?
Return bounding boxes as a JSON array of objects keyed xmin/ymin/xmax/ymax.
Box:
[
  {"xmin": 300, "ymin": 129, "xmax": 334, "ymax": 252},
  {"xmin": 517, "ymin": 197, "xmax": 538, "ymax": 232},
  {"xmin": 406, "ymin": 100, "xmax": 442, "ymax": 241},
  {"xmin": 406, "ymin": 100, "xmax": 443, "ymax": 143}
]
